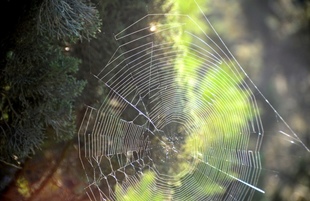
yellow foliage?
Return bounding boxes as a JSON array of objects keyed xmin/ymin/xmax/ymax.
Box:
[{"xmin": 16, "ymin": 177, "xmax": 31, "ymax": 198}]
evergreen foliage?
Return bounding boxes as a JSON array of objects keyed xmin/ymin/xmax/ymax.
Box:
[
  {"xmin": 37, "ymin": 0, "xmax": 101, "ymax": 41},
  {"xmin": 0, "ymin": 0, "xmax": 100, "ymax": 166}
]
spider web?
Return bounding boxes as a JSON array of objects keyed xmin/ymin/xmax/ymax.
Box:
[{"xmin": 78, "ymin": 3, "xmax": 309, "ymax": 201}]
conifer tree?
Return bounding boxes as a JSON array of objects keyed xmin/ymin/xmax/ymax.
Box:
[{"xmin": 0, "ymin": 0, "xmax": 101, "ymax": 167}]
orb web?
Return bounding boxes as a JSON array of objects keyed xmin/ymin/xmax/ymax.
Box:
[{"xmin": 78, "ymin": 3, "xmax": 308, "ymax": 201}]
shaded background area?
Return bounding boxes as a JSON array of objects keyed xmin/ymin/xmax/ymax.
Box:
[{"xmin": 1, "ymin": 0, "xmax": 309, "ymax": 200}]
